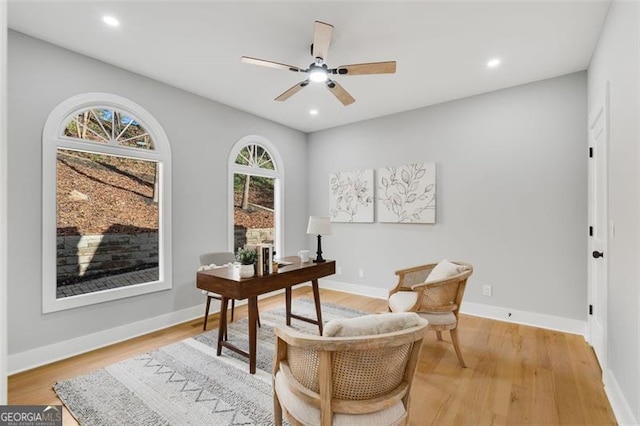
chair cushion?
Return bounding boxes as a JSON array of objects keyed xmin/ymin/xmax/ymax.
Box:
[
  {"xmin": 197, "ymin": 263, "xmax": 218, "ymax": 271},
  {"xmin": 275, "ymin": 370, "xmax": 406, "ymax": 426},
  {"xmin": 388, "ymin": 292, "xmax": 419, "ymax": 313},
  {"xmin": 425, "ymin": 259, "xmax": 464, "ymax": 283},
  {"xmin": 324, "ymin": 312, "xmax": 421, "ymax": 337},
  {"xmin": 418, "ymin": 311, "xmax": 457, "ymax": 328},
  {"xmin": 198, "ymin": 264, "xmax": 228, "ymax": 296}
]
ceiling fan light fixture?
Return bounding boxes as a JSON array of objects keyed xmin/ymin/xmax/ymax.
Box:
[{"xmin": 309, "ymin": 68, "xmax": 328, "ymax": 83}]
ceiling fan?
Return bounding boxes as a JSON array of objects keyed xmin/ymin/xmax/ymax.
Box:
[{"xmin": 241, "ymin": 21, "xmax": 397, "ymax": 106}]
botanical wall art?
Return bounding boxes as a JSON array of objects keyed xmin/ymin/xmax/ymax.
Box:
[
  {"xmin": 329, "ymin": 169, "xmax": 374, "ymax": 223},
  {"xmin": 377, "ymin": 163, "xmax": 436, "ymax": 223}
]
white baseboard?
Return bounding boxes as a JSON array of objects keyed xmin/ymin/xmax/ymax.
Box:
[
  {"xmin": 319, "ymin": 279, "xmax": 587, "ymax": 336},
  {"xmin": 461, "ymin": 301, "xmax": 587, "ymax": 336},
  {"xmin": 8, "ymin": 289, "xmax": 287, "ymax": 375},
  {"xmin": 604, "ymin": 368, "xmax": 638, "ymax": 425},
  {"xmin": 8, "ymin": 303, "xmax": 206, "ymax": 375},
  {"xmin": 319, "ymin": 279, "xmax": 389, "ymax": 299}
]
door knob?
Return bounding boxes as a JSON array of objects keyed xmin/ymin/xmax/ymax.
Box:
[{"xmin": 592, "ymin": 251, "xmax": 604, "ymax": 259}]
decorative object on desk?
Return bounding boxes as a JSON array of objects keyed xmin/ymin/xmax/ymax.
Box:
[
  {"xmin": 297, "ymin": 249, "xmax": 310, "ymax": 263},
  {"xmin": 377, "ymin": 162, "xmax": 436, "ymax": 223},
  {"xmin": 329, "ymin": 169, "xmax": 374, "ymax": 222},
  {"xmin": 307, "ymin": 216, "xmax": 331, "ymax": 263},
  {"xmin": 235, "ymin": 247, "xmax": 257, "ymax": 278}
]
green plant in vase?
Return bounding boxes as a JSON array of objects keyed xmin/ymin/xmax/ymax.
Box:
[
  {"xmin": 236, "ymin": 247, "xmax": 257, "ymax": 265},
  {"xmin": 236, "ymin": 248, "xmax": 257, "ymax": 278}
]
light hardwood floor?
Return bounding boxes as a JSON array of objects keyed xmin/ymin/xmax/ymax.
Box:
[{"xmin": 9, "ymin": 287, "xmax": 616, "ymax": 425}]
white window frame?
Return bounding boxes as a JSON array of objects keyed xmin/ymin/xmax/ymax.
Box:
[
  {"xmin": 228, "ymin": 135, "xmax": 284, "ymax": 258},
  {"xmin": 42, "ymin": 93, "xmax": 172, "ymax": 313}
]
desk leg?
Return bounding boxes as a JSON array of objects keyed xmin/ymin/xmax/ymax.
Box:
[
  {"xmin": 248, "ymin": 296, "xmax": 258, "ymax": 374},
  {"xmin": 311, "ymin": 279, "xmax": 323, "ymax": 335},
  {"xmin": 285, "ymin": 287, "xmax": 292, "ymax": 326},
  {"xmin": 217, "ymin": 296, "xmax": 228, "ymax": 356}
]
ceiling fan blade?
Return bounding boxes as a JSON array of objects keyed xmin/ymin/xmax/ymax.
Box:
[
  {"xmin": 326, "ymin": 80, "xmax": 355, "ymax": 106},
  {"xmin": 241, "ymin": 56, "xmax": 304, "ymax": 73},
  {"xmin": 275, "ymin": 80, "xmax": 310, "ymax": 102},
  {"xmin": 333, "ymin": 61, "xmax": 397, "ymax": 76},
  {"xmin": 312, "ymin": 21, "xmax": 334, "ymax": 61}
]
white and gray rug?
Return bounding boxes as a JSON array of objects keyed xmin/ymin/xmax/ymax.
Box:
[{"xmin": 54, "ymin": 299, "xmax": 366, "ymax": 426}]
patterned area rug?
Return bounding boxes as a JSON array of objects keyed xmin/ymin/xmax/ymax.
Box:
[{"xmin": 54, "ymin": 299, "xmax": 366, "ymax": 426}]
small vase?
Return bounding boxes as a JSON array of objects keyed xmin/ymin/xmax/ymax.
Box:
[{"xmin": 239, "ymin": 264, "xmax": 255, "ymax": 278}]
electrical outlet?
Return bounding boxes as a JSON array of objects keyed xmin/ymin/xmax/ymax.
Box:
[
  {"xmin": 358, "ymin": 269, "xmax": 364, "ymax": 278},
  {"xmin": 336, "ymin": 266, "xmax": 343, "ymax": 275},
  {"xmin": 482, "ymin": 285, "xmax": 492, "ymax": 296}
]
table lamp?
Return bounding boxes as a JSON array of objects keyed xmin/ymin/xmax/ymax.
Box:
[{"xmin": 306, "ymin": 216, "xmax": 331, "ymax": 263}]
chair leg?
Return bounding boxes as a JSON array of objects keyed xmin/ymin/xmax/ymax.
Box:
[
  {"xmin": 436, "ymin": 330, "xmax": 443, "ymax": 341},
  {"xmin": 203, "ymin": 296, "xmax": 212, "ymax": 331},
  {"xmin": 273, "ymin": 388, "xmax": 283, "ymax": 426},
  {"xmin": 450, "ymin": 328, "xmax": 466, "ymax": 368}
]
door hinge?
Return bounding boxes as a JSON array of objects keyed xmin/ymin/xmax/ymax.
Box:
[
  {"xmin": 589, "ymin": 226, "xmax": 593, "ymax": 236},
  {"xmin": 589, "ymin": 304, "xmax": 593, "ymax": 315},
  {"xmin": 589, "ymin": 147, "xmax": 593, "ymax": 158}
]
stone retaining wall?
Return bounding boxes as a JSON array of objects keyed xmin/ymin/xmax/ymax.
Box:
[
  {"xmin": 57, "ymin": 232, "xmax": 158, "ymax": 283},
  {"xmin": 234, "ymin": 227, "xmax": 274, "ymax": 252},
  {"xmin": 246, "ymin": 228, "xmax": 274, "ymax": 245}
]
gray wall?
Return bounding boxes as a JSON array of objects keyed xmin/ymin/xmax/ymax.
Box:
[
  {"xmin": 7, "ymin": 31, "xmax": 308, "ymax": 355},
  {"xmin": 588, "ymin": 1, "xmax": 639, "ymax": 421},
  {"xmin": 1, "ymin": 0, "xmax": 8, "ymax": 404},
  {"xmin": 308, "ymin": 72, "xmax": 588, "ymax": 321}
]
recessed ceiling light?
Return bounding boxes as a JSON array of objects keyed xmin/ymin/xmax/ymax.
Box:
[
  {"xmin": 309, "ymin": 109, "xmax": 319, "ymax": 116},
  {"xmin": 102, "ymin": 16, "xmax": 120, "ymax": 27},
  {"xmin": 487, "ymin": 58, "xmax": 501, "ymax": 68}
]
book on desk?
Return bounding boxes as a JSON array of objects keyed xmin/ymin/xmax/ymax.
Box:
[{"xmin": 254, "ymin": 243, "xmax": 273, "ymax": 276}]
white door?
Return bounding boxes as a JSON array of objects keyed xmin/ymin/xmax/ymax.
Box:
[{"xmin": 587, "ymin": 89, "xmax": 609, "ymax": 371}]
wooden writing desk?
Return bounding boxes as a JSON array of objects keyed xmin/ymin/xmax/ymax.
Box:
[{"xmin": 196, "ymin": 256, "xmax": 335, "ymax": 374}]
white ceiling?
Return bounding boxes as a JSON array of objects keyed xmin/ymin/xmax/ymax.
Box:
[{"xmin": 8, "ymin": 1, "xmax": 610, "ymax": 133}]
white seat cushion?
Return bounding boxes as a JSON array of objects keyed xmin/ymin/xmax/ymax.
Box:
[
  {"xmin": 324, "ymin": 312, "xmax": 421, "ymax": 337},
  {"xmin": 425, "ymin": 259, "xmax": 464, "ymax": 283},
  {"xmin": 388, "ymin": 291, "xmax": 419, "ymax": 313},
  {"xmin": 275, "ymin": 370, "xmax": 406, "ymax": 426},
  {"xmin": 198, "ymin": 264, "xmax": 229, "ymax": 296},
  {"xmin": 418, "ymin": 311, "xmax": 456, "ymax": 327},
  {"xmin": 198, "ymin": 262, "xmax": 226, "ymax": 272}
]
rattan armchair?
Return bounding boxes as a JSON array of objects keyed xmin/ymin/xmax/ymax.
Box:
[
  {"xmin": 388, "ymin": 261, "xmax": 473, "ymax": 367},
  {"xmin": 272, "ymin": 313, "xmax": 428, "ymax": 426}
]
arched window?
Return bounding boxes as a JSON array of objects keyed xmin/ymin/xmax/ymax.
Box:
[
  {"xmin": 42, "ymin": 93, "xmax": 172, "ymax": 313},
  {"xmin": 229, "ymin": 136, "xmax": 283, "ymax": 258}
]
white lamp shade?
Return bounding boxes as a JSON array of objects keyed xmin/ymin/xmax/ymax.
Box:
[{"xmin": 307, "ymin": 216, "xmax": 332, "ymax": 235}]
